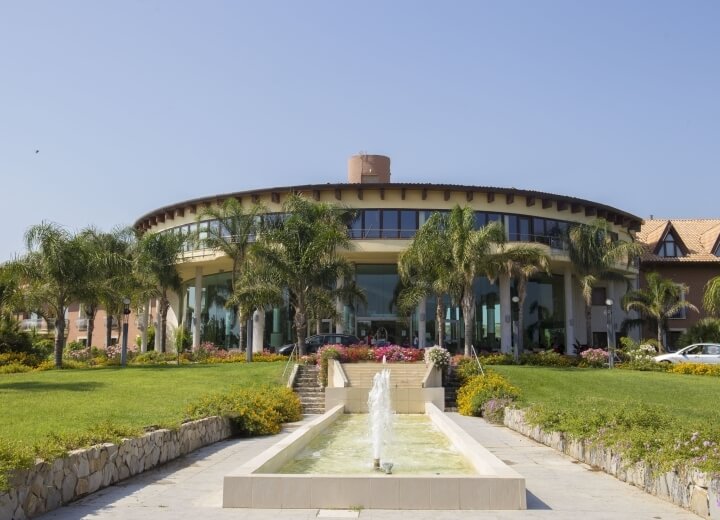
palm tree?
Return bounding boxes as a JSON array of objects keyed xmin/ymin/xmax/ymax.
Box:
[
  {"xmin": 445, "ymin": 206, "xmax": 506, "ymax": 357},
  {"xmin": 398, "ymin": 211, "xmax": 455, "ymax": 347},
  {"xmin": 0, "ymin": 264, "xmax": 21, "ymax": 319},
  {"xmin": 135, "ymin": 231, "xmax": 186, "ymax": 353},
  {"xmin": 9, "ymin": 223, "xmax": 94, "ymax": 367},
  {"xmin": 622, "ymin": 271, "xmax": 698, "ymax": 352},
  {"xmin": 487, "ymin": 245, "xmax": 550, "ymax": 361},
  {"xmin": 567, "ymin": 219, "xmax": 644, "ymax": 347},
  {"xmin": 77, "ymin": 227, "xmax": 134, "ymax": 348},
  {"xmin": 248, "ymin": 195, "xmax": 353, "ymax": 355},
  {"xmin": 198, "ymin": 199, "xmax": 264, "ymax": 349},
  {"xmin": 703, "ymin": 276, "xmax": 720, "ymax": 317}
]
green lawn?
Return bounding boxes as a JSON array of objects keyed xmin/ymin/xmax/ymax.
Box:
[
  {"xmin": 490, "ymin": 365, "xmax": 720, "ymax": 426},
  {"xmin": 0, "ymin": 362, "xmax": 285, "ymax": 444}
]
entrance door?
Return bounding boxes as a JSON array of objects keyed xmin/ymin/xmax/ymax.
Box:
[{"xmin": 355, "ymin": 318, "xmax": 410, "ymax": 346}]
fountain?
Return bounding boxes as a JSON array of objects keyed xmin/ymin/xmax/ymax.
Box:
[
  {"xmin": 368, "ymin": 368, "xmax": 391, "ymax": 470},
  {"xmin": 223, "ymin": 361, "xmax": 527, "ymax": 510}
]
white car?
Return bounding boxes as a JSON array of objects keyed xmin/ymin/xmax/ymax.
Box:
[{"xmin": 653, "ymin": 343, "xmax": 720, "ymax": 364}]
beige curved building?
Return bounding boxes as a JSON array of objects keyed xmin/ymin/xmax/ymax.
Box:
[{"xmin": 133, "ymin": 155, "xmax": 642, "ymax": 354}]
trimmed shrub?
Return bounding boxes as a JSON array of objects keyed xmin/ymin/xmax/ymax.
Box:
[
  {"xmin": 0, "ymin": 363, "xmax": 33, "ymax": 374},
  {"xmin": 186, "ymin": 386, "xmax": 301, "ymax": 436},
  {"xmin": 617, "ymin": 358, "xmax": 669, "ymax": 372},
  {"xmin": 0, "ymin": 439, "xmax": 33, "ymax": 491},
  {"xmin": 454, "ymin": 357, "xmax": 483, "ymax": 383},
  {"xmin": 479, "ymin": 353, "xmax": 514, "ymax": 365},
  {"xmin": 526, "ymin": 400, "xmax": 720, "ymax": 474},
  {"xmin": 481, "ymin": 397, "xmax": 515, "ymax": 424},
  {"xmin": 580, "ymin": 348, "xmax": 608, "ymax": 368},
  {"xmin": 457, "ymin": 372, "xmax": 520, "ymax": 417},
  {"xmin": 0, "ymin": 352, "xmax": 43, "ymax": 368},
  {"xmin": 521, "ymin": 350, "xmax": 577, "ymax": 367},
  {"xmin": 670, "ymin": 363, "xmax": 720, "ymax": 377}
]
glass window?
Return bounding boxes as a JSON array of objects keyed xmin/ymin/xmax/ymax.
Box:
[
  {"xmin": 591, "ymin": 287, "xmax": 607, "ymax": 306},
  {"xmin": 349, "ymin": 214, "xmax": 362, "ymax": 239},
  {"xmin": 400, "ymin": 210, "xmax": 417, "ymax": 238},
  {"xmin": 487, "ymin": 213, "xmax": 501, "ymax": 224},
  {"xmin": 382, "ymin": 210, "xmax": 399, "ymax": 239},
  {"xmin": 355, "ymin": 264, "xmax": 399, "ymax": 317},
  {"xmin": 658, "ymin": 233, "xmax": 683, "ymax": 257},
  {"xmin": 714, "ymin": 241, "xmax": 720, "ymax": 257},
  {"xmin": 508, "ymin": 215, "xmax": 518, "ymax": 240},
  {"xmin": 533, "ymin": 218, "xmax": 547, "ymax": 244},
  {"xmin": 474, "ymin": 212, "xmax": 487, "ymax": 229},
  {"xmin": 364, "ymin": 210, "xmax": 380, "ymax": 239},
  {"xmin": 519, "ymin": 217, "xmax": 531, "ymax": 241}
]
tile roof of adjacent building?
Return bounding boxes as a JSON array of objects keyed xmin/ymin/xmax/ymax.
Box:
[{"xmin": 637, "ymin": 219, "xmax": 720, "ymax": 263}]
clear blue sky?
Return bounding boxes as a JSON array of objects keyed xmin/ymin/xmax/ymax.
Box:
[{"xmin": 1, "ymin": 1, "xmax": 718, "ymax": 262}]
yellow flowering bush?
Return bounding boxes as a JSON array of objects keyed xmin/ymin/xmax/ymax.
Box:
[
  {"xmin": 185, "ymin": 386, "xmax": 302, "ymax": 436},
  {"xmin": 670, "ymin": 363, "xmax": 720, "ymax": 376},
  {"xmin": 457, "ymin": 371, "xmax": 521, "ymax": 417}
]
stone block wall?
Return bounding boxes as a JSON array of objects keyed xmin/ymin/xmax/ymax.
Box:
[
  {"xmin": 0, "ymin": 416, "xmax": 232, "ymax": 520},
  {"xmin": 504, "ymin": 408, "xmax": 720, "ymax": 519}
]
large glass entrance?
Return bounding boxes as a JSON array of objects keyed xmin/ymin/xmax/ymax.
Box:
[{"xmin": 356, "ymin": 318, "xmax": 414, "ymax": 346}]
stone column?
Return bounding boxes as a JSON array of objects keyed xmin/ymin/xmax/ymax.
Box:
[
  {"xmin": 154, "ymin": 299, "xmax": 162, "ymax": 352},
  {"xmin": 270, "ymin": 307, "xmax": 283, "ymax": 349},
  {"xmin": 499, "ymin": 274, "xmax": 512, "ymax": 353},
  {"xmin": 252, "ymin": 309, "xmax": 265, "ymax": 353},
  {"xmin": 193, "ymin": 267, "xmax": 203, "ymax": 351},
  {"xmin": 418, "ymin": 297, "xmax": 427, "ymax": 348},
  {"xmin": 140, "ymin": 300, "xmax": 150, "ymax": 353},
  {"xmin": 564, "ymin": 267, "xmax": 575, "ymax": 355}
]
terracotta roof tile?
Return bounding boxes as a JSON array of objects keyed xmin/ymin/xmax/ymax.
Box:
[{"xmin": 638, "ymin": 219, "xmax": 720, "ymax": 263}]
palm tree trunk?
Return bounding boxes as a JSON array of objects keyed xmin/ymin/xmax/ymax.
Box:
[
  {"xmin": 517, "ymin": 293, "xmax": 527, "ymax": 362},
  {"xmin": 54, "ymin": 313, "xmax": 65, "ymax": 368},
  {"xmin": 462, "ymin": 290, "xmax": 475, "ymax": 357},
  {"xmin": 316, "ymin": 318, "xmax": 321, "ymax": 335},
  {"xmin": 237, "ymin": 308, "xmax": 245, "ymax": 350},
  {"xmin": 435, "ymin": 296, "xmax": 445, "ymax": 347},
  {"xmin": 105, "ymin": 314, "xmax": 113, "ymax": 348},
  {"xmin": 295, "ymin": 300, "xmax": 308, "ymax": 356},
  {"xmin": 516, "ymin": 278, "xmax": 528, "ymax": 362},
  {"xmin": 160, "ymin": 296, "xmax": 168, "ymax": 353},
  {"xmin": 657, "ymin": 322, "xmax": 665, "ymax": 353},
  {"xmin": 585, "ymin": 303, "xmax": 592, "ymax": 347},
  {"xmin": 141, "ymin": 303, "xmax": 150, "ymax": 352},
  {"xmin": 87, "ymin": 315, "xmax": 95, "ymax": 348}
]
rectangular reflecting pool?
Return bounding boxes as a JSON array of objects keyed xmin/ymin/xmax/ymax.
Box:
[
  {"xmin": 277, "ymin": 414, "xmax": 475, "ymax": 475},
  {"xmin": 223, "ymin": 404, "xmax": 526, "ymax": 510}
]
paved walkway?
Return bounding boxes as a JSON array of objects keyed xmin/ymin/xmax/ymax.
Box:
[{"xmin": 39, "ymin": 414, "xmax": 698, "ymax": 520}]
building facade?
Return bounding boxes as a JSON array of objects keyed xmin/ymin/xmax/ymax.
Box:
[
  {"xmin": 126, "ymin": 155, "xmax": 642, "ymax": 356},
  {"xmin": 636, "ymin": 219, "xmax": 720, "ymax": 349}
]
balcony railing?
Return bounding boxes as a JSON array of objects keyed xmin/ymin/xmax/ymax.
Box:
[{"xmin": 20, "ymin": 318, "xmax": 69, "ymax": 332}]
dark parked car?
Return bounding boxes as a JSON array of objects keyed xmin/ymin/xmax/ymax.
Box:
[{"xmin": 277, "ymin": 334, "xmax": 361, "ymax": 356}]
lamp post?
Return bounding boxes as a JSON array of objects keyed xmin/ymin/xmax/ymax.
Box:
[
  {"xmin": 121, "ymin": 298, "xmax": 131, "ymax": 367},
  {"xmin": 605, "ymin": 298, "xmax": 615, "ymax": 369},
  {"xmin": 511, "ymin": 296, "xmax": 520, "ymax": 362}
]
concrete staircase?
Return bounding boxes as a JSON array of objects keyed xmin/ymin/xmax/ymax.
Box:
[
  {"xmin": 342, "ymin": 363, "xmax": 427, "ymax": 388},
  {"xmin": 444, "ymin": 369, "xmax": 461, "ymax": 412},
  {"xmin": 292, "ymin": 365, "xmax": 325, "ymax": 414}
]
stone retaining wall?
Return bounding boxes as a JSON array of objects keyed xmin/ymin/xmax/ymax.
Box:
[
  {"xmin": 504, "ymin": 408, "xmax": 720, "ymax": 519},
  {"xmin": 0, "ymin": 416, "xmax": 232, "ymax": 520}
]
